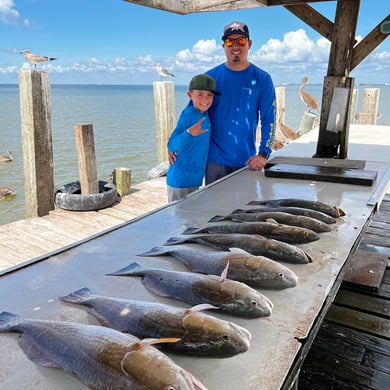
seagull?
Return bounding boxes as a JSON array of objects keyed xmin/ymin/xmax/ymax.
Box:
[
  {"xmin": 156, "ymin": 63, "xmax": 175, "ymax": 80},
  {"xmin": 299, "ymin": 76, "xmax": 320, "ymax": 115},
  {"xmin": 0, "ymin": 150, "xmax": 13, "ymax": 163},
  {"xmin": 20, "ymin": 49, "xmax": 57, "ymax": 69}
]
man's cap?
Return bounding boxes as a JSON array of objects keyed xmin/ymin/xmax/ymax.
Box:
[
  {"xmin": 189, "ymin": 74, "xmax": 221, "ymax": 96},
  {"xmin": 222, "ymin": 21, "xmax": 250, "ymax": 41}
]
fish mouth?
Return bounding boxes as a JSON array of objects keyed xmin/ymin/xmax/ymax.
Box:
[{"xmin": 235, "ymin": 324, "xmax": 252, "ymax": 342}]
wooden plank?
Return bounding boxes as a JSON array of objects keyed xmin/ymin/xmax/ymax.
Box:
[
  {"xmin": 325, "ymin": 305, "xmax": 390, "ymax": 339},
  {"xmin": 342, "ymin": 250, "xmax": 388, "ymax": 291},
  {"xmin": 264, "ymin": 164, "xmax": 377, "ymax": 186},
  {"xmin": 334, "ymin": 289, "xmax": 390, "ymax": 318}
]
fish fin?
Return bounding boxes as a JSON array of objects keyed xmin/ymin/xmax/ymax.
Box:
[
  {"xmin": 219, "ymin": 262, "xmax": 229, "ymax": 282},
  {"xmin": 265, "ymin": 218, "xmax": 279, "ymax": 225},
  {"xmin": 164, "ymin": 236, "xmax": 186, "ymax": 245},
  {"xmin": 185, "ymin": 304, "xmax": 219, "ymax": 314},
  {"xmin": 137, "ymin": 246, "xmax": 168, "ymax": 257},
  {"xmin": 18, "ymin": 334, "xmax": 61, "ymax": 368},
  {"xmin": 182, "ymin": 227, "xmax": 199, "ymax": 235},
  {"xmin": 0, "ymin": 311, "xmax": 19, "ymax": 331},
  {"xmin": 228, "ymin": 247, "xmax": 250, "ymax": 255},
  {"xmin": 60, "ymin": 287, "xmax": 92, "ymax": 303},
  {"xmin": 107, "ymin": 262, "xmax": 143, "ymax": 276},
  {"xmin": 208, "ymin": 215, "xmax": 229, "ymax": 222},
  {"xmin": 336, "ymin": 207, "xmax": 346, "ymax": 217}
]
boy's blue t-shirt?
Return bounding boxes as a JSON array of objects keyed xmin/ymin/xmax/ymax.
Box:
[
  {"xmin": 206, "ymin": 63, "xmax": 276, "ymax": 168},
  {"xmin": 166, "ymin": 106, "xmax": 211, "ymax": 188}
]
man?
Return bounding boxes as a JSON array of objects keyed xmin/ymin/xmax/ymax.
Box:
[{"xmin": 204, "ymin": 21, "xmax": 276, "ymax": 184}]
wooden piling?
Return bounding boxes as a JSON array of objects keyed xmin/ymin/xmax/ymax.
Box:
[
  {"xmin": 74, "ymin": 124, "xmax": 99, "ymax": 194},
  {"xmin": 114, "ymin": 167, "xmax": 132, "ymax": 197},
  {"xmin": 19, "ymin": 70, "xmax": 54, "ymax": 218},
  {"xmin": 153, "ymin": 81, "xmax": 175, "ymax": 163},
  {"xmin": 355, "ymin": 88, "xmax": 380, "ymax": 124}
]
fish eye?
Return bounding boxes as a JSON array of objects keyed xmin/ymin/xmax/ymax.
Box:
[
  {"xmin": 222, "ymin": 334, "xmax": 230, "ymax": 341},
  {"xmin": 279, "ymin": 272, "xmax": 284, "ymax": 277},
  {"xmin": 164, "ymin": 386, "xmax": 177, "ymax": 390},
  {"xmin": 250, "ymin": 300, "xmax": 259, "ymax": 307}
]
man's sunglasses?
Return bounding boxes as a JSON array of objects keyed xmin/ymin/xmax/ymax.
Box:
[{"xmin": 224, "ymin": 37, "xmax": 248, "ymax": 47}]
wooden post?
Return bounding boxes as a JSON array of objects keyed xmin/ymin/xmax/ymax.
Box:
[
  {"xmin": 114, "ymin": 167, "xmax": 131, "ymax": 197},
  {"xmin": 350, "ymin": 89, "xmax": 359, "ymax": 124},
  {"xmin": 299, "ymin": 112, "xmax": 317, "ymax": 134},
  {"xmin": 153, "ymin": 81, "xmax": 175, "ymax": 163},
  {"xmin": 19, "ymin": 70, "xmax": 54, "ymax": 218},
  {"xmin": 74, "ymin": 124, "xmax": 99, "ymax": 194},
  {"xmin": 362, "ymin": 88, "xmax": 380, "ymax": 124}
]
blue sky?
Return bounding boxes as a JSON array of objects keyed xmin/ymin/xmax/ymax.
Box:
[{"xmin": 0, "ymin": 0, "xmax": 389, "ymax": 85}]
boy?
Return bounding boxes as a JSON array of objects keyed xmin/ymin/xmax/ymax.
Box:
[{"xmin": 166, "ymin": 74, "xmax": 220, "ymax": 202}]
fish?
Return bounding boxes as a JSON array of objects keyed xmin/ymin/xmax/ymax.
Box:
[
  {"xmin": 230, "ymin": 206, "xmax": 337, "ymax": 224},
  {"xmin": 0, "ymin": 311, "xmax": 207, "ymax": 390},
  {"xmin": 139, "ymin": 246, "xmax": 298, "ymax": 289},
  {"xmin": 60, "ymin": 287, "xmax": 251, "ymax": 358},
  {"xmin": 164, "ymin": 233, "xmax": 312, "ymax": 264},
  {"xmin": 108, "ymin": 263, "xmax": 273, "ymax": 318},
  {"xmin": 182, "ymin": 221, "xmax": 320, "ymax": 244},
  {"xmin": 247, "ymin": 198, "xmax": 345, "ymax": 218},
  {"xmin": 208, "ymin": 211, "xmax": 331, "ymax": 233}
]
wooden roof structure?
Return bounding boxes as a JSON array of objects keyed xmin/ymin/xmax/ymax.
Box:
[{"xmin": 124, "ymin": 0, "xmax": 390, "ymax": 159}]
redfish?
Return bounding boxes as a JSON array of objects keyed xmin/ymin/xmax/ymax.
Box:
[
  {"xmin": 108, "ymin": 263, "xmax": 273, "ymax": 318},
  {"xmin": 60, "ymin": 287, "xmax": 251, "ymax": 358},
  {"xmin": 164, "ymin": 233, "xmax": 312, "ymax": 264},
  {"xmin": 208, "ymin": 211, "xmax": 331, "ymax": 233},
  {"xmin": 0, "ymin": 311, "xmax": 207, "ymax": 390},
  {"xmin": 182, "ymin": 221, "xmax": 320, "ymax": 244},
  {"xmin": 247, "ymin": 198, "xmax": 345, "ymax": 218},
  {"xmin": 139, "ymin": 246, "xmax": 298, "ymax": 289}
]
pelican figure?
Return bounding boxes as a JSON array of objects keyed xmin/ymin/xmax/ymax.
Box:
[
  {"xmin": 0, "ymin": 150, "xmax": 13, "ymax": 162},
  {"xmin": 299, "ymin": 77, "xmax": 320, "ymax": 115},
  {"xmin": 278, "ymin": 108, "xmax": 302, "ymax": 140},
  {"xmin": 0, "ymin": 186, "xmax": 16, "ymax": 199}
]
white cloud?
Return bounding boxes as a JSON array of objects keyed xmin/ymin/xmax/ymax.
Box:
[{"xmin": 0, "ymin": 0, "xmax": 30, "ymax": 26}]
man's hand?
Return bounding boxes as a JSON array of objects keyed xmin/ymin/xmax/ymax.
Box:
[{"xmin": 246, "ymin": 154, "xmax": 268, "ymax": 171}]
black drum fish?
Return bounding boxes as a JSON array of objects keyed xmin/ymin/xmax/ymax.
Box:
[
  {"xmin": 108, "ymin": 263, "xmax": 273, "ymax": 318},
  {"xmin": 60, "ymin": 287, "xmax": 251, "ymax": 358},
  {"xmin": 0, "ymin": 311, "xmax": 207, "ymax": 390}
]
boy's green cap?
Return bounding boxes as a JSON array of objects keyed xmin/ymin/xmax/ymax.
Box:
[{"xmin": 189, "ymin": 74, "xmax": 221, "ymax": 96}]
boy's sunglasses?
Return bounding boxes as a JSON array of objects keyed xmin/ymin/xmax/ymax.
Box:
[{"xmin": 224, "ymin": 37, "xmax": 248, "ymax": 47}]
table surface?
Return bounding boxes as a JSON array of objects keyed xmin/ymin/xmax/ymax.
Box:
[{"xmin": 1, "ymin": 156, "xmax": 389, "ymax": 390}]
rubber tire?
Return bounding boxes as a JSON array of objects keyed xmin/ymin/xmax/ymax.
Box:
[{"xmin": 54, "ymin": 181, "xmax": 117, "ymax": 211}]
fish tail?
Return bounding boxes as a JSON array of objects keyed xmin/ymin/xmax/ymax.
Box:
[
  {"xmin": 0, "ymin": 311, "xmax": 20, "ymax": 332},
  {"xmin": 60, "ymin": 287, "xmax": 92, "ymax": 303},
  {"xmin": 182, "ymin": 227, "xmax": 199, "ymax": 235},
  {"xmin": 231, "ymin": 208, "xmax": 246, "ymax": 214},
  {"xmin": 137, "ymin": 246, "xmax": 170, "ymax": 257},
  {"xmin": 246, "ymin": 200, "xmax": 265, "ymax": 205},
  {"xmin": 164, "ymin": 236, "xmax": 186, "ymax": 246},
  {"xmin": 208, "ymin": 215, "xmax": 229, "ymax": 222},
  {"xmin": 107, "ymin": 262, "xmax": 144, "ymax": 276}
]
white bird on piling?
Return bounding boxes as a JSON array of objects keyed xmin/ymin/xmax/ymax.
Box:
[
  {"xmin": 0, "ymin": 186, "xmax": 16, "ymax": 199},
  {"xmin": 156, "ymin": 63, "xmax": 175, "ymax": 80},
  {"xmin": 299, "ymin": 76, "xmax": 320, "ymax": 115},
  {"xmin": 20, "ymin": 49, "xmax": 57, "ymax": 69},
  {"xmin": 0, "ymin": 150, "xmax": 13, "ymax": 162}
]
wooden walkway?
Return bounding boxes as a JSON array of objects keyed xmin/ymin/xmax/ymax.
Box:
[
  {"xmin": 0, "ymin": 177, "xmax": 168, "ymax": 273},
  {"xmin": 299, "ymin": 195, "xmax": 390, "ymax": 389}
]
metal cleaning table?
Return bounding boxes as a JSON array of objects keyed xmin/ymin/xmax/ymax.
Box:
[{"xmin": 0, "ymin": 157, "xmax": 389, "ymax": 389}]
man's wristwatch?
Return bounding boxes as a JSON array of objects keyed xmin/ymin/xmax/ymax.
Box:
[{"xmin": 259, "ymin": 151, "xmax": 270, "ymax": 160}]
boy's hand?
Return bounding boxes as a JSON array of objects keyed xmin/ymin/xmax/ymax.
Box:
[{"xmin": 187, "ymin": 117, "xmax": 208, "ymax": 136}]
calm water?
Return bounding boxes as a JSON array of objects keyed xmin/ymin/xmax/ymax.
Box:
[{"xmin": 1, "ymin": 83, "xmax": 389, "ymax": 226}]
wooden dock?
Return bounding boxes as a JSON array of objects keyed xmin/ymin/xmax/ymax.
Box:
[
  {"xmin": 0, "ymin": 177, "xmax": 168, "ymax": 273},
  {"xmin": 299, "ymin": 195, "xmax": 390, "ymax": 389}
]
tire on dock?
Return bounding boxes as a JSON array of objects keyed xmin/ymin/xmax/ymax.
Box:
[{"xmin": 54, "ymin": 181, "xmax": 117, "ymax": 211}]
